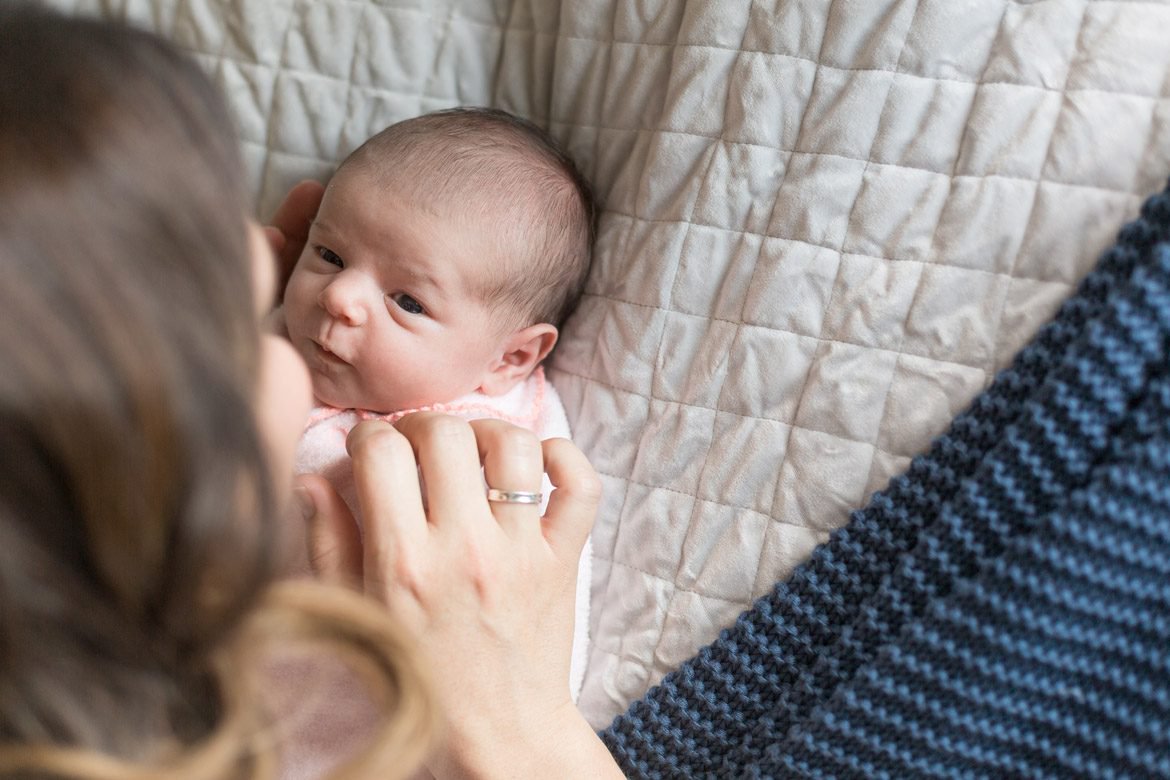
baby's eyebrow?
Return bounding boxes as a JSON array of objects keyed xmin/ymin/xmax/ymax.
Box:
[{"xmin": 401, "ymin": 265, "xmax": 442, "ymax": 292}]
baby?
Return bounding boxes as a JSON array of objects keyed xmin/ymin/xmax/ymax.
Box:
[{"xmin": 278, "ymin": 107, "xmax": 596, "ymax": 699}]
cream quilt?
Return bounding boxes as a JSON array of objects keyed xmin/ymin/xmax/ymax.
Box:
[{"xmin": 55, "ymin": 0, "xmax": 1170, "ymax": 731}]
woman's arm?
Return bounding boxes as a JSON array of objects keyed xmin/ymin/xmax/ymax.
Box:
[{"xmin": 297, "ymin": 414, "xmax": 624, "ymax": 778}]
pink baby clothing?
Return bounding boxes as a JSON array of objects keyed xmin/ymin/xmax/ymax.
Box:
[
  {"xmin": 297, "ymin": 367, "xmax": 570, "ymax": 521},
  {"xmin": 280, "ymin": 369, "xmax": 593, "ymax": 780}
]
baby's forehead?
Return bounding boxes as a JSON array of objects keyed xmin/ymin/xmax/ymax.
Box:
[
  {"xmin": 331, "ymin": 161, "xmax": 494, "ymax": 217},
  {"xmin": 324, "ymin": 164, "xmax": 530, "ymax": 278},
  {"xmin": 340, "ymin": 159, "xmax": 540, "ymax": 240},
  {"xmin": 354, "ymin": 129, "xmax": 548, "ymax": 193}
]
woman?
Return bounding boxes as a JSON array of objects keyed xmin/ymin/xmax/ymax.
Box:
[{"xmin": 0, "ymin": 5, "xmax": 620, "ymax": 778}]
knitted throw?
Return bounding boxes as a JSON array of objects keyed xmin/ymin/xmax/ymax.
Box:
[{"xmin": 601, "ymin": 184, "xmax": 1170, "ymax": 779}]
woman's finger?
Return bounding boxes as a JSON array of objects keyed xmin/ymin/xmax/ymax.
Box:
[
  {"xmin": 346, "ymin": 420, "xmax": 428, "ymax": 595},
  {"xmin": 268, "ymin": 179, "xmax": 324, "ymax": 299},
  {"xmin": 262, "ymin": 225, "xmax": 287, "ymax": 253},
  {"xmin": 469, "ymin": 418, "xmax": 544, "ymax": 539},
  {"xmin": 393, "ymin": 413, "xmax": 486, "ymax": 535},
  {"xmin": 540, "ymin": 437, "xmax": 600, "ymax": 559},
  {"xmin": 297, "ymin": 473, "xmax": 362, "ymax": 590}
]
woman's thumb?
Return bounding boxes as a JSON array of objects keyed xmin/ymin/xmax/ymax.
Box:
[{"xmin": 297, "ymin": 474, "xmax": 363, "ymax": 590}]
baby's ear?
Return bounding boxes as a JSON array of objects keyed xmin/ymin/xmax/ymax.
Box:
[{"xmin": 478, "ymin": 323, "xmax": 558, "ymax": 397}]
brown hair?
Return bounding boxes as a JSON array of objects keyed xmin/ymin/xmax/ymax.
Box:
[
  {"xmin": 342, "ymin": 107, "xmax": 598, "ymax": 331},
  {"xmin": 0, "ymin": 6, "xmax": 429, "ymax": 777}
]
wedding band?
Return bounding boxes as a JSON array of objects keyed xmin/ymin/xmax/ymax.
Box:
[{"xmin": 486, "ymin": 488, "xmax": 542, "ymax": 505}]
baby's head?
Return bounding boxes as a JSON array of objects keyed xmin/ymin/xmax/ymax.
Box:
[{"xmin": 284, "ymin": 107, "xmax": 595, "ymax": 413}]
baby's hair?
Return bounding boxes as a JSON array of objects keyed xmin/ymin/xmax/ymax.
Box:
[{"xmin": 341, "ymin": 107, "xmax": 597, "ymax": 331}]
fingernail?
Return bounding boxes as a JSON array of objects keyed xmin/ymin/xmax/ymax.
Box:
[{"xmin": 293, "ymin": 485, "xmax": 314, "ymax": 522}]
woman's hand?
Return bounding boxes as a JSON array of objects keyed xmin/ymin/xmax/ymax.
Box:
[
  {"xmin": 264, "ymin": 179, "xmax": 325, "ymax": 304},
  {"xmin": 296, "ymin": 413, "xmax": 621, "ymax": 778}
]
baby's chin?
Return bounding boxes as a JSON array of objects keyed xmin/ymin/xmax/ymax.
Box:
[
  {"xmin": 308, "ymin": 372, "xmax": 385, "ymax": 412},
  {"xmin": 311, "ymin": 373, "xmax": 472, "ymax": 414},
  {"xmin": 312, "ymin": 383, "xmax": 405, "ymax": 415},
  {"xmin": 310, "ymin": 380, "xmax": 364, "ymax": 412}
]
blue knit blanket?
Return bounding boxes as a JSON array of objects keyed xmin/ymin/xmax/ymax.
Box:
[{"xmin": 601, "ymin": 185, "xmax": 1170, "ymax": 779}]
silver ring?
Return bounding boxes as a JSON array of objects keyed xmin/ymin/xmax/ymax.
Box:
[{"xmin": 486, "ymin": 488, "xmax": 542, "ymax": 505}]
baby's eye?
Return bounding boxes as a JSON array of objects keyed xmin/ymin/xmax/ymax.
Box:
[
  {"xmin": 315, "ymin": 246, "xmax": 344, "ymax": 268},
  {"xmin": 391, "ymin": 293, "xmax": 425, "ymax": 315}
]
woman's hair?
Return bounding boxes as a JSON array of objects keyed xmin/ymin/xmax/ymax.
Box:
[{"xmin": 0, "ymin": 6, "xmax": 430, "ymax": 778}]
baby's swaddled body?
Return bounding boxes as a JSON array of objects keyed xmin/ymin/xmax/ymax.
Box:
[
  {"xmin": 278, "ymin": 369, "xmax": 592, "ymax": 780},
  {"xmin": 297, "ymin": 367, "xmax": 591, "ymax": 699}
]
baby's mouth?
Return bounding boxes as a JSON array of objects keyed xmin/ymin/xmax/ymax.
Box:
[{"xmin": 312, "ymin": 340, "xmax": 348, "ymax": 366}]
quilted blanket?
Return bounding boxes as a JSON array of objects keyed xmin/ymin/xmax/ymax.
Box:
[
  {"xmin": 602, "ymin": 182, "xmax": 1170, "ymax": 778},
  {"xmin": 53, "ymin": 0, "xmax": 1170, "ymax": 732}
]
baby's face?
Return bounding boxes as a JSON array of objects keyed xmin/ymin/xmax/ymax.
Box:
[{"xmin": 283, "ymin": 168, "xmax": 510, "ymax": 412}]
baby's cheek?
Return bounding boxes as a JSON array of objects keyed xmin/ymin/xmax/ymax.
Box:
[{"xmin": 281, "ymin": 276, "xmax": 309, "ymax": 327}]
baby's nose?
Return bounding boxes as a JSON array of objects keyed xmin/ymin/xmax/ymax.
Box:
[{"xmin": 319, "ymin": 275, "xmax": 369, "ymax": 326}]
